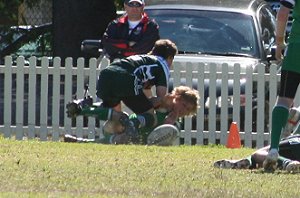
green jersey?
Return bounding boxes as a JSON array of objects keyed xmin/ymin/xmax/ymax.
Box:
[
  {"xmin": 281, "ymin": 0, "xmax": 300, "ymax": 73},
  {"xmin": 288, "ymin": 0, "xmax": 300, "ymax": 44},
  {"xmin": 97, "ymin": 55, "xmax": 170, "ymax": 97}
]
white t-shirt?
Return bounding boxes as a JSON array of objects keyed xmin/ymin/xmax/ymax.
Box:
[{"xmin": 128, "ymin": 20, "xmax": 141, "ymax": 34}]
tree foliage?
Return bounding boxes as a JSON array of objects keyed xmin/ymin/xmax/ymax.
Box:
[
  {"xmin": 0, "ymin": 0, "xmax": 51, "ymax": 25},
  {"xmin": 0, "ymin": 0, "xmax": 122, "ymax": 25},
  {"xmin": 0, "ymin": 0, "xmax": 20, "ymax": 24},
  {"xmin": 115, "ymin": 0, "xmax": 124, "ymax": 10}
]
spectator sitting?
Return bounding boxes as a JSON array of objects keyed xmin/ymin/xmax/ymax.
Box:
[{"xmin": 102, "ymin": 0, "xmax": 160, "ymax": 62}]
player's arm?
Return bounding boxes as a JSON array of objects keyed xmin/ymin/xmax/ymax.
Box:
[
  {"xmin": 156, "ymin": 85, "xmax": 167, "ymax": 98},
  {"xmin": 275, "ymin": 4, "xmax": 291, "ymax": 60},
  {"xmin": 143, "ymin": 88, "xmax": 153, "ymax": 98},
  {"xmin": 148, "ymin": 97, "xmax": 161, "ymax": 109},
  {"xmin": 164, "ymin": 111, "xmax": 179, "ymax": 125},
  {"xmin": 143, "ymin": 86, "xmax": 162, "ymax": 108},
  {"xmin": 148, "ymin": 85, "xmax": 167, "ymax": 109},
  {"xmin": 127, "ymin": 22, "xmax": 160, "ymax": 55},
  {"xmin": 102, "ymin": 22, "xmax": 130, "ymax": 56}
]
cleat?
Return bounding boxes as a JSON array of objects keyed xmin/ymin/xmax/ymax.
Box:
[
  {"xmin": 64, "ymin": 134, "xmax": 95, "ymax": 143},
  {"xmin": 263, "ymin": 148, "xmax": 278, "ymax": 172},
  {"xmin": 214, "ymin": 159, "xmax": 250, "ymax": 169},
  {"xmin": 285, "ymin": 161, "xmax": 300, "ymax": 173},
  {"xmin": 64, "ymin": 134, "xmax": 78, "ymax": 142},
  {"xmin": 147, "ymin": 124, "xmax": 179, "ymax": 146},
  {"xmin": 118, "ymin": 113, "xmax": 139, "ymax": 143}
]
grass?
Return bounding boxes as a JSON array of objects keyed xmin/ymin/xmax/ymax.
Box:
[{"xmin": 0, "ymin": 137, "xmax": 298, "ymax": 198}]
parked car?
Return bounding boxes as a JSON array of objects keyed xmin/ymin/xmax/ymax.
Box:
[
  {"xmin": 0, "ymin": 23, "xmax": 53, "ymax": 65},
  {"xmin": 0, "ymin": 23, "xmax": 57, "ymax": 126},
  {"xmin": 145, "ymin": 0, "xmax": 277, "ymax": 69},
  {"xmin": 144, "ymin": 0, "xmax": 278, "ymax": 131},
  {"xmin": 266, "ymin": 0, "xmax": 293, "ymax": 37}
]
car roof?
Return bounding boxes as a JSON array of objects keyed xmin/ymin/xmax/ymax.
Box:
[{"xmin": 145, "ymin": 0, "xmax": 267, "ymax": 14}]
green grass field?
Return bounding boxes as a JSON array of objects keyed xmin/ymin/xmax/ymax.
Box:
[{"xmin": 0, "ymin": 137, "xmax": 298, "ymax": 197}]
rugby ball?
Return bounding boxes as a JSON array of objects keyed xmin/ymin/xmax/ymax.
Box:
[{"xmin": 147, "ymin": 124, "xmax": 179, "ymax": 146}]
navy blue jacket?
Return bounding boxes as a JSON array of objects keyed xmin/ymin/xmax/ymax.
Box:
[{"xmin": 102, "ymin": 13, "xmax": 160, "ymax": 61}]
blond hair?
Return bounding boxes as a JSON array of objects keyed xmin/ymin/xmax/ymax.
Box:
[{"xmin": 171, "ymin": 86, "xmax": 200, "ymax": 116}]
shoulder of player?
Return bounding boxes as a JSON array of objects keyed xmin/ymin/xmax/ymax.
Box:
[{"xmin": 145, "ymin": 56, "xmax": 168, "ymax": 71}]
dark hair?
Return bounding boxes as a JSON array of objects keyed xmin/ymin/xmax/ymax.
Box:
[{"xmin": 149, "ymin": 39, "xmax": 178, "ymax": 59}]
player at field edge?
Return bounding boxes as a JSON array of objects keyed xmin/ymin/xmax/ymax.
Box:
[
  {"xmin": 215, "ymin": 107, "xmax": 300, "ymax": 173},
  {"xmin": 214, "ymin": 134, "xmax": 300, "ymax": 173},
  {"xmin": 263, "ymin": 0, "xmax": 300, "ymax": 172}
]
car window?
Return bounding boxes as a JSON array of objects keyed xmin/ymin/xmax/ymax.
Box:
[
  {"xmin": 0, "ymin": 25, "xmax": 53, "ymax": 64},
  {"xmin": 146, "ymin": 9, "xmax": 259, "ymax": 57},
  {"xmin": 266, "ymin": 0, "xmax": 292, "ymax": 35},
  {"xmin": 15, "ymin": 31, "xmax": 52, "ymax": 58},
  {"xmin": 0, "ymin": 28, "xmax": 24, "ymax": 51}
]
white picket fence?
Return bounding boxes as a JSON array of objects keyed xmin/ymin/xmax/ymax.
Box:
[{"xmin": 1, "ymin": 55, "xmax": 298, "ymax": 148}]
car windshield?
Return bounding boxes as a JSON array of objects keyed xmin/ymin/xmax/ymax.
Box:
[
  {"xmin": 0, "ymin": 25, "xmax": 53, "ymax": 60},
  {"xmin": 0, "ymin": 27, "xmax": 25, "ymax": 51},
  {"xmin": 146, "ymin": 9, "xmax": 259, "ymax": 58}
]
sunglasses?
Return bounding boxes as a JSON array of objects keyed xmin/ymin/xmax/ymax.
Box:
[{"xmin": 127, "ymin": 2, "xmax": 143, "ymax": 7}]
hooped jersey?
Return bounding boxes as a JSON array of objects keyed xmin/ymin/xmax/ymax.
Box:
[
  {"xmin": 280, "ymin": 0, "xmax": 300, "ymax": 43},
  {"xmin": 279, "ymin": 134, "xmax": 300, "ymax": 161},
  {"xmin": 107, "ymin": 54, "xmax": 170, "ymax": 95}
]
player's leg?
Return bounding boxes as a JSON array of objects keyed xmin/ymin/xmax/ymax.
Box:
[
  {"xmin": 100, "ymin": 120, "xmax": 131, "ymax": 144},
  {"xmin": 282, "ymin": 107, "xmax": 300, "ymax": 137},
  {"xmin": 213, "ymin": 158, "xmax": 251, "ymax": 169},
  {"xmin": 277, "ymin": 135, "xmax": 300, "ymax": 172},
  {"xmin": 285, "ymin": 160, "xmax": 300, "ymax": 173},
  {"xmin": 96, "ymin": 70, "xmax": 141, "ymax": 142},
  {"xmin": 122, "ymin": 94, "xmax": 156, "ymax": 130},
  {"xmin": 264, "ymin": 70, "xmax": 299, "ymax": 172},
  {"xmin": 63, "ymin": 134, "xmax": 96, "ymax": 143},
  {"xmin": 123, "ymin": 94, "xmax": 157, "ymax": 126},
  {"xmin": 213, "ymin": 146, "xmax": 270, "ymax": 169}
]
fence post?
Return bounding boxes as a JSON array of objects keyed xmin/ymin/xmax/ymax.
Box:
[
  {"xmin": 220, "ymin": 63, "xmax": 229, "ymax": 145},
  {"xmin": 28, "ymin": 57, "xmax": 37, "ymax": 139},
  {"xmin": 40, "ymin": 57, "xmax": 50, "ymax": 141},
  {"xmin": 4, "ymin": 57, "xmax": 13, "ymax": 138},
  {"xmin": 64, "ymin": 58, "xmax": 74, "ymax": 135},
  {"xmin": 51, "ymin": 57, "xmax": 62, "ymax": 141},
  {"xmin": 244, "ymin": 65, "xmax": 253, "ymax": 147},
  {"xmin": 196, "ymin": 63, "xmax": 205, "ymax": 145},
  {"xmin": 208, "ymin": 63, "xmax": 217, "ymax": 144}
]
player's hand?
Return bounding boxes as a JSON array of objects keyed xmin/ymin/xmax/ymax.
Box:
[
  {"xmin": 275, "ymin": 43, "xmax": 286, "ymax": 62},
  {"xmin": 164, "ymin": 111, "xmax": 179, "ymax": 125},
  {"xmin": 66, "ymin": 97, "xmax": 93, "ymax": 118}
]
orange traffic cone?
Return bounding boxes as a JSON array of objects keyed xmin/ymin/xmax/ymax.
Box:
[{"xmin": 226, "ymin": 122, "xmax": 241, "ymax": 148}]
